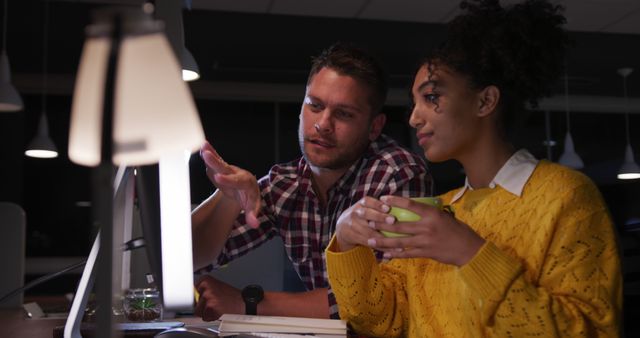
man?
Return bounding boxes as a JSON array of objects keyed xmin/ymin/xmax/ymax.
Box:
[{"xmin": 191, "ymin": 43, "xmax": 431, "ymax": 320}]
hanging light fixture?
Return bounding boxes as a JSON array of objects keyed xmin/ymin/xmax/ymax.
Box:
[
  {"xmin": 543, "ymin": 110, "xmax": 556, "ymax": 160},
  {"xmin": 155, "ymin": 0, "xmax": 199, "ymax": 82},
  {"xmin": 25, "ymin": 114, "xmax": 58, "ymax": 158},
  {"xmin": 0, "ymin": 0, "xmax": 23, "ymax": 112},
  {"xmin": 617, "ymin": 67, "xmax": 640, "ymax": 180},
  {"xmin": 558, "ymin": 73, "xmax": 584, "ymax": 169},
  {"xmin": 181, "ymin": 47, "xmax": 199, "ymax": 81},
  {"xmin": 180, "ymin": 0, "xmax": 199, "ymax": 81},
  {"xmin": 25, "ymin": 0, "xmax": 58, "ymax": 158}
]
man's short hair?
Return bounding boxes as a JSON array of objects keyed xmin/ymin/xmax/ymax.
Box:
[{"xmin": 307, "ymin": 42, "xmax": 388, "ymax": 116}]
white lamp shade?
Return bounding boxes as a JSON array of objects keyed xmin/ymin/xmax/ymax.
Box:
[
  {"xmin": 0, "ymin": 51, "xmax": 24, "ymax": 112},
  {"xmin": 68, "ymin": 31, "xmax": 205, "ymax": 166},
  {"xmin": 182, "ymin": 47, "xmax": 200, "ymax": 82},
  {"xmin": 618, "ymin": 144, "xmax": 640, "ymax": 180},
  {"xmin": 557, "ymin": 131, "xmax": 584, "ymax": 169}
]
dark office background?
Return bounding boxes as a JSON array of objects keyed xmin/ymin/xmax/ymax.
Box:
[{"xmin": 0, "ymin": 0, "xmax": 639, "ymax": 334}]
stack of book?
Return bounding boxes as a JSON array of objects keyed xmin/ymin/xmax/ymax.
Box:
[{"xmin": 218, "ymin": 314, "xmax": 347, "ymax": 337}]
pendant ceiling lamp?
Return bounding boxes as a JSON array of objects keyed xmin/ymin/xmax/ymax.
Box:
[
  {"xmin": 155, "ymin": 0, "xmax": 199, "ymax": 82},
  {"xmin": 180, "ymin": 0, "xmax": 199, "ymax": 81},
  {"xmin": 181, "ymin": 47, "xmax": 199, "ymax": 81},
  {"xmin": 617, "ymin": 67, "xmax": 640, "ymax": 180},
  {"xmin": 0, "ymin": 0, "xmax": 23, "ymax": 112},
  {"xmin": 25, "ymin": 0, "xmax": 58, "ymax": 158},
  {"xmin": 557, "ymin": 74, "xmax": 584, "ymax": 169}
]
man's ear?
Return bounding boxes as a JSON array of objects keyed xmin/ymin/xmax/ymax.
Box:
[
  {"xmin": 477, "ymin": 85, "xmax": 500, "ymax": 117},
  {"xmin": 369, "ymin": 113, "xmax": 386, "ymax": 141}
]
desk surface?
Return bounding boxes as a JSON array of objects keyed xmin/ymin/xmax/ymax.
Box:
[
  {"xmin": 0, "ymin": 308, "xmax": 215, "ymax": 338},
  {"xmin": 0, "ymin": 308, "xmax": 66, "ymax": 337}
]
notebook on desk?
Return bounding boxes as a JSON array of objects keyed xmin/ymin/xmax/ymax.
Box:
[{"xmin": 217, "ymin": 314, "xmax": 346, "ymax": 337}]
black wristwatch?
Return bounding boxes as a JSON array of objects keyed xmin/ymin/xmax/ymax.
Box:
[{"xmin": 241, "ymin": 284, "xmax": 264, "ymax": 315}]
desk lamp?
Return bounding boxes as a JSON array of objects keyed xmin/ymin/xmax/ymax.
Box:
[{"xmin": 66, "ymin": 5, "xmax": 204, "ymax": 338}]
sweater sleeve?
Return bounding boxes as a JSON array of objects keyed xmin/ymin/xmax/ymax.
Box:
[
  {"xmin": 326, "ymin": 236, "xmax": 409, "ymax": 338},
  {"xmin": 459, "ymin": 182, "xmax": 622, "ymax": 337}
]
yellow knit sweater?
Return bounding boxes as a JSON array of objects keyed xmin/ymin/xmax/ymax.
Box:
[{"xmin": 326, "ymin": 161, "xmax": 622, "ymax": 337}]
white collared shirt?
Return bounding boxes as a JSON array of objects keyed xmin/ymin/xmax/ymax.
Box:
[{"xmin": 450, "ymin": 149, "xmax": 539, "ymax": 204}]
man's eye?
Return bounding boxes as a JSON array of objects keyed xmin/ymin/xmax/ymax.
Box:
[
  {"xmin": 308, "ymin": 102, "xmax": 322, "ymax": 111},
  {"xmin": 304, "ymin": 97, "xmax": 323, "ymax": 111},
  {"xmin": 336, "ymin": 110, "xmax": 353, "ymax": 119}
]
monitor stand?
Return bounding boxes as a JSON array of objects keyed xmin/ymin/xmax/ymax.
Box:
[{"xmin": 64, "ymin": 230, "xmax": 100, "ymax": 338}]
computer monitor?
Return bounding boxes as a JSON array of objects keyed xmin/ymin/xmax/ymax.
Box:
[
  {"xmin": 65, "ymin": 155, "xmax": 195, "ymax": 337},
  {"xmin": 134, "ymin": 164, "xmax": 163, "ymax": 291},
  {"xmin": 135, "ymin": 154, "xmax": 195, "ymax": 311}
]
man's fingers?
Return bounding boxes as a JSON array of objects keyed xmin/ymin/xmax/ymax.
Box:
[
  {"xmin": 194, "ymin": 295, "xmax": 205, "ymax": 317},
  {"xmin": 202, "ymin": 151, "xmax": 232, "ymax": 174},
  {"xmin": 212, "ymin": 170, "xmax": 253, "ymax": 189},
  {"xmin": 199, "ymin": 141, "xmax": 214, "ymax": 158},
  {"xmin": 246, "ymin": 211, "xmax": 260, "ymax": 228},
  {"xmin": 202, "ymin": 306, "xmax": 219, "ymax": 322}
]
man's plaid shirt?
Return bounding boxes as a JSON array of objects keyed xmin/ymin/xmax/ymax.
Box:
[{"xmin": 201, "ymin": 134, "xmax": 432, "ymax": 318}]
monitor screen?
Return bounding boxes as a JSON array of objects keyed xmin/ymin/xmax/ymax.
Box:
[
  {"xmin": 133, "ymin": 164, "xmax": 164, "ymax": 293},
  {"xmin": 135, "ymin": 154, "xmax": 195, "ymax": 311}
]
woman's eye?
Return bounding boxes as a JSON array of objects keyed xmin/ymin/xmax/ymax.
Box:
[{"xmin": 424, "ymin": 93, "xmax": 440, "ymax": 104}]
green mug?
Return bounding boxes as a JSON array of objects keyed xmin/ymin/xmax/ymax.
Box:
[{"xmin": 380, "ymin": 197, "xmax": 443, "ymax": 238}]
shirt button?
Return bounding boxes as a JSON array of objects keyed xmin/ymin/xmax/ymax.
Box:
[{"xmin": 489, "ymin": 182, "xmax": 496, "ymax": 189}]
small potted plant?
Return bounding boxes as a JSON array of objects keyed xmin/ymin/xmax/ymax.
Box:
[{"xmin": 122, "ymin": 288, "xmax": 162, "ymax": 321}]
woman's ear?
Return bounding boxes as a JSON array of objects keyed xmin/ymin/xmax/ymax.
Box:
[{"xmin": 477, "ymin": 85, "xmax": 500, "ymax": 117}]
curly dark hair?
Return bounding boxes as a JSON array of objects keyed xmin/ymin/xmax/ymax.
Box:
[
  {"xmin": 308, "ymin": 42, "xmax": 388, "ymax": 116},
  {"xmin": 424, "ymin": 0, "xmax": 569, "ymax": 130}
]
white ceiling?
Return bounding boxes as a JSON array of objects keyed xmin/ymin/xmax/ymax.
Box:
[{"xmin": 189, "ymin": 0, "xmax": 640, "ymax": 35}]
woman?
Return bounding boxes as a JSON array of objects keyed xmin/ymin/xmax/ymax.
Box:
[{"xmin": 325, "ymin": 0, "xmax": 622, "ymax": 337}]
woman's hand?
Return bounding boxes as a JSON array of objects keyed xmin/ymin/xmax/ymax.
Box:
[
  {"xmin": 334, "ymin": 196, "xmax": 392, "ymax": 252},
  {"xmin": 200, "ymin": 141, "xmax": 261, "ymax": 228},
  {"xmin": 369, "ymin": 195, "xmax": 485, "ymax": 267}
]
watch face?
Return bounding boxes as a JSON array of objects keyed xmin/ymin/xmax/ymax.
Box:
[{"xmin": 242, "ymin": 285, "xmax": 264, "ymax": 303}]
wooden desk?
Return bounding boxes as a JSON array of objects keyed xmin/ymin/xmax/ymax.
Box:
[
  {"xmin": 51, "ymin": 316, "xmax": 214, "ymax": 338},
  {"xmin": 0, "ymin": 308, "xmax": 215, "ymax": 338},
  {"xmin": 0, "ymin": 308, "xmax": 66, "ymax": 337}
]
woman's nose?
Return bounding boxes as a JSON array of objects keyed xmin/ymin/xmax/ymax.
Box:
[{"xmin": 409, "ymin": 107, "xmax": 422, "ymax": 129}]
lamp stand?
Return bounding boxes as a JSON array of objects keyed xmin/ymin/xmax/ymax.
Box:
[
  {"xmin": 92, "ymin": 9, "xmax": 123, "ymax": 338},
  {"xmin": 65, "ymin": 10, "xmax": 126, "ymax": 338}
]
